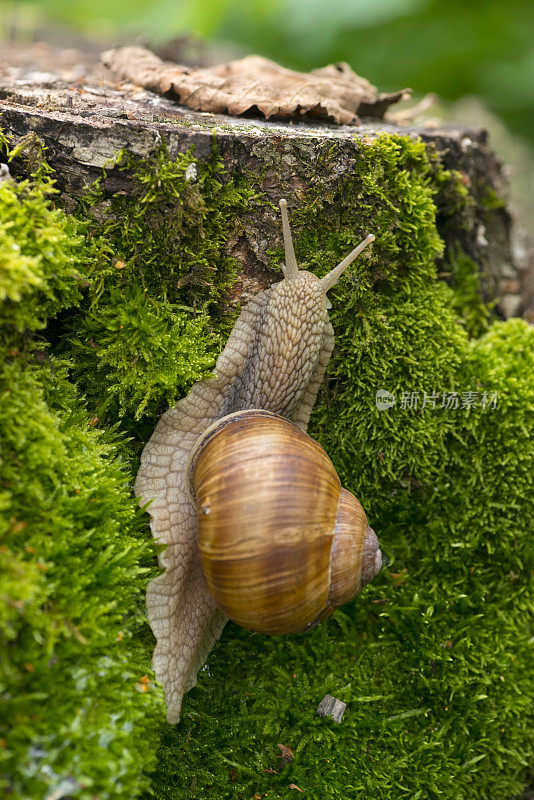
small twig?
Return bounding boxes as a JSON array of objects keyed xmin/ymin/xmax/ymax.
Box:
[
  {"xmin": 178, "ymin": 729, "xmax": 191, "ymax": 760},
  {"xmin": 386, "ymin": 92, "xmax": 438, "ymax": 123}
]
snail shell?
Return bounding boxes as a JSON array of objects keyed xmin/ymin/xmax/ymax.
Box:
[{"xmin": 188, "ymin": 409, "xmax": 381, "ymax": 635}]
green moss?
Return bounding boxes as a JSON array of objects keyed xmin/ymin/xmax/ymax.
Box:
[
  {"xmin": 0, "ymin": 143, "xmax": 165, "ymax": 798},
  {"xmin": 480, "ymin": 185, "xmax": 506, "ymax": 211},
  {"xmin": 289, "ymin": 136, "xmax": 445, "ymax": 286},
  {"xmin": 1, "ymin": 130, "xmax": 532, "ymax": 800},
  {"xmin": 447, "ymin": 247, "xmax": 495, "ymax": 338},
  {"xmin": 77, "ymin": 143, "xmax": 256, "ymax": 313},
  {"xmin": 429, "ymin": 154, "xmax": 506, "ymax": 333},
  {"xmin": 65, "ymin": 284, "xmax": 220, "ymax": 422},
  {"xmin": 55, "ymin": 143, "xmax": 256, "ymax": 434},
  {"xmin": 0, "ymin": 147, "xmax": 84, "ymax": 343},
  {"xmin": 0, "ymin": 356, "xmax": 165, "ymax": 799},
  {"xmin": 432, "ymin": 161, "xmax": 473, "ymax": 229}
]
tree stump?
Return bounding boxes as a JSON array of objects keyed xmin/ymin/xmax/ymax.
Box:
[{"xmin": 0, "ymin": 48, "xmax": 530, "ymax": 316}]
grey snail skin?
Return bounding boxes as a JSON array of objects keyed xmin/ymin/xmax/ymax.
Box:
[{"xmin": 135, "ymin": 199, "xmax": 381, "ymax": 723}]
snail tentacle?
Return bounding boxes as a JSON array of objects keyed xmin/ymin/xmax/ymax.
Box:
[
  {"xmin": 279, "ymin": 198, "xmax": 299, "ymax": 281},
  {"xmin": 318, "ymin": 233, "xmax": 375, "ymax": 293}
]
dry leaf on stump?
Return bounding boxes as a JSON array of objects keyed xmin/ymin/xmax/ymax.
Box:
[{"xmin": 101, "ymin": 46, "xmax": 409, "ymax": 125}]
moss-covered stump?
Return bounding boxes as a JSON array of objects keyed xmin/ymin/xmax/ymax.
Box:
[
  {"xmin": 0, "ymin": 78, "xmax": 532, "ymax": 800},
  {"xmin": 0, "ymin": 72, "xmax": 525, "ymax": 318}
]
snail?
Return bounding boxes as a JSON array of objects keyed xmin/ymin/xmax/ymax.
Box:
[{"xmin": 135, "ymin": 199, "xmax": 379, "ymax": 723}]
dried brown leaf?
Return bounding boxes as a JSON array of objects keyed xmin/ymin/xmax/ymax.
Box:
[
  {"xmin": 277, "ymin": 743, "xmax": 295, "ymax": 764},
  {"xmin": 101, "ymin": 46, "xmax": 409, "ymax": 125}
]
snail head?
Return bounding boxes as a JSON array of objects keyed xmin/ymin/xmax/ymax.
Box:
[
  {"xmin": 278, "ymin": 197, "xmax": 375, "ymax": 302},
  {"xmin": 250, "ymin": 200, "xmax": 375, "ymax": 415}
]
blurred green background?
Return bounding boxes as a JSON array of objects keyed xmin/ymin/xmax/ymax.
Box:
[{"xmin": 1, "ymin": 0, "xmax": 533, "ymax": 222}]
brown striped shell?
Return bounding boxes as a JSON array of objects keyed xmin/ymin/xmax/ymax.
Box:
[{"xmin": 188, "ymin": 409, "xmax": 381, "ymax": 635}]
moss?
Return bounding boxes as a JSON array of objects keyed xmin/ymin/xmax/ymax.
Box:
[
  {"xmin": 0, "ymin": 145, "xmax": 165, "ymax": 798},
  {"xmin": 480, "ymin": 185, "xmax": 506, "ymax": 211},
  {"xmin": 65, "ymin": 284, "xmax": 220, "ymax": 422},
  {"xmin": 0, "ymin": 144, "xmax": 84, "ymax": 344},
  {"xmin": 77, "ymin": 144, "xmax": 257, "ymax": 313},
  {"xmin": 54, "ymin": 143, "xmax": 256, "ymax": 435},
  {"xmin": 1, "ymin": 130, "xmax": 532, "ymax": 800},
  {"xmin": 446, "ymin": 247, "xmax": 495, "ymax": 338},
  {"xmin": 0, "ymin": 355, "xmax": 165, "ymax": 799},
  {"xmin": 429, "ymin": 152, "xmax": 508, "ymax": 325},
  {"xmin": 431, "ymin": 160, "xmax": 474, "ymax": 231}
]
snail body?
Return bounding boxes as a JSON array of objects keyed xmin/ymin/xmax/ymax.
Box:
[
  {"xmin": 135, "ymin": 200, "xmax": 377, "ymax": 723},
  {"xmin": 189, "ymin": 409, "xmax": 380, "ymax": 635}
]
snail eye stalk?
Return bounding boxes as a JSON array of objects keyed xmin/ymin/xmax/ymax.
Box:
[
  {"xmin": 279, "ymin": 198, "xmax": 299, "ymax": 281},
  {"xmin": 318, "ymin": 234, "xmax": 375, "ymax": 294}
]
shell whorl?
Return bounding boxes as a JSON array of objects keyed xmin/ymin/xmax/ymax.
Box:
[{"xmin": 134, "ymin": 199, "xmax": 375, "ymax": 723}]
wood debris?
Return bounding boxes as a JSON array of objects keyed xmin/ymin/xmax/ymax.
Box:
[
  {"xmin": 277, "ymin": 743, "xmax": 295, "ymax": 765},
  {"xmin": 316, "ymin": 694, "xmax": 347, "ymax": 722},
  {"xmin": 101, "ymin": 46, "xmax": 409, "ymax": 125}
]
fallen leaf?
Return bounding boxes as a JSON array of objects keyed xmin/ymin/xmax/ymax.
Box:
[
  {"xmin": 102, "ymin": 46, "xmax": 409, "ymax": 126},
  {"xmin": 277, "ymin": 743, "xmax": 294, "ymax": 764}
]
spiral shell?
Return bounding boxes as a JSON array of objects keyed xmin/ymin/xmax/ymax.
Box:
[{"xmin": 188, "ymin": 409, "xmax": 381, "ymax": 634}]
